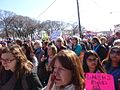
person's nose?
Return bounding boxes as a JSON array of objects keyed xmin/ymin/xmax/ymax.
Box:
[{"xmin": 54, "ymin": 68, "xmax": 59, "ymax": 76}]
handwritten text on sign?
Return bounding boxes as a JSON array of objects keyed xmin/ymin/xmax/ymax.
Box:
[{"xmin": 85, "ymin": 73, "xmax": 115, "ymax": 90}]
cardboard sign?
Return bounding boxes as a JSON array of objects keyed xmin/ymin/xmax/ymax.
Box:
[{"xmin": 85, "ymin": 73, "xmax": 115, "ymax": 90}]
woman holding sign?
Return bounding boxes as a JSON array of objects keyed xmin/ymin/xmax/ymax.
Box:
[
  {"xmin": 102, "ymin": 46, "xmax": 120, "ymax": 90},
  {"xmin": 42, "ymin": 50, "xmax": 85, "ymax": 90},
  {"xmin": 83, "ymin": 50, "xmax": 106, "ymax": 73}
]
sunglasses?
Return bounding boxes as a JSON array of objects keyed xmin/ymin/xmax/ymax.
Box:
[
  {"xmin": 110, "ymin": 50, "xmax": 120, "ymax": 55},
  {"xmin": 87, "ymin": 58, "xmax": 98, "ymax": 63},
  {"xmin": 0, "ymin": 58, "xmax": 15, "ymax": 63}
]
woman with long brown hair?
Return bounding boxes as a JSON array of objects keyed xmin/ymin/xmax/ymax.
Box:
[
  {"xmin": 83, "ymin": 50, "xmax": 106, "ymax": 73},
  {"xmin": 42, "ymin": 50, "xmax": 85, "ymax": 90},
  {"xmin": 0, "ymin": 44, "xmax": 42, "ymax": 90},
  {"xmin": 102, "ymin": 46, "xmax": 120, "ymax": 90}
]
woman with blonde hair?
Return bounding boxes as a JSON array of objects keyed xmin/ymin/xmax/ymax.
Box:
[
  {"xmin": 0, "ymin": 44, "xmax": 42, "ymax": 90},
  {"xmin": 39, "ymin": 43, "xmax": 57, "ymax": 87}
]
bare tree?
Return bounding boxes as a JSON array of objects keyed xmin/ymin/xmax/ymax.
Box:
[
  {"xmin": 0, "ymin": 10, "xmax": 86, "ymax": 40},
  {"xmin": 0, "ymin": 10, "xmax": 16, "ymax": 37},
  {"xmin": 70, "ymin": 22, "xmax": 86, "ymax": 36},
  {"xmin": 10, "ymin": 15, "xmax": 38, "ymax": 39},
  {"xmin": 70, "ymin": 22, "xmax": 78, "ymax": 35},
  {"xmin": 40, "ymin": 20, "xmax": 69, "ymax": 35}
]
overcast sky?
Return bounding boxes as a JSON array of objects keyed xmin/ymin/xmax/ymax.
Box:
[{"xmin": 1, "ymin": 0, "xmax": 120, "ymax": 31}]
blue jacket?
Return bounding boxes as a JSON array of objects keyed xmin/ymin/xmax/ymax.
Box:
[
  {"xmin": 107, "ymin": 66, "xmax": 120, "ymax": 90},
  {"xmin": 72, "ymin": 44, "xmax": 82, "ymax": 56}
]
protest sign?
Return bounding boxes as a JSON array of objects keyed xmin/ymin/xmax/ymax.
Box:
[
  {"xmin": 50, "ymin": 31, "xmax": 62, "ymax": 41},
  {"xmin": 85, "ymin": 73, "xmax": 115, "ymax": 90}
]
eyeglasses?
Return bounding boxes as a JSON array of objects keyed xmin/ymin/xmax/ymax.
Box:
[
  {"xmin": 0, "ymin": 58, "xmax": 15, "ymax": 63},
  {"xmin": 110, "ymin": 50, "xmax": 120, "ymax": 55},
  {"xmin": 87, "ymin": 58, "xmax": 98, "ymax": 63}
]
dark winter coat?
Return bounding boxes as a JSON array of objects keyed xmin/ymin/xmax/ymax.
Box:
[{"xmin": 0, "ymin": 68, "xmax": 43, "ymax": 90}]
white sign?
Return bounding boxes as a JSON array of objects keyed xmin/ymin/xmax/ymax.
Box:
[{"xmin": 50, "ymin": 31, "xmax": 62, "ymax": 41}]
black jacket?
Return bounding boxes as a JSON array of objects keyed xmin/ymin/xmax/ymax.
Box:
[
  {"xmin": 94, "ymin": 44, "xmax": 107, "ymax": 61},
  {"xmin": 0, "ymin": 68, "xmax": 43, "ymax": 90}
]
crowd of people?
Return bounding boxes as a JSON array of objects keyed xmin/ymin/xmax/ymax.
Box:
[{"xmin": 0, "ymin": 31, "xmax": 120, "ymax": 90}]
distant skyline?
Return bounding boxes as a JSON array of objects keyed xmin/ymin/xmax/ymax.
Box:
[{"xmin": 1, "ymin": 0, "xmax": 120, "ymax": 31}]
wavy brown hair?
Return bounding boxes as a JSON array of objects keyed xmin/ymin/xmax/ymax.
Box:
[
  {"xmin": 50, "ymin": 50, "xmax": 85, "ymax": 90},
  {"xmin": 1, "ymin": 44, "xmax": 33, "ymax": 78}
]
